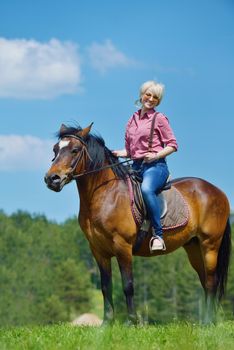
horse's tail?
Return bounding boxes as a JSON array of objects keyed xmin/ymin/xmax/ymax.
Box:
[{"xmin": 215, "ymin": 218, "xmax": 232, "ymax": 301}]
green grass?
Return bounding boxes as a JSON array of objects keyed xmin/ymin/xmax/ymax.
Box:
[{"xmin": 0, "ymin": 322, "xmax": 234, "ymax": 350}]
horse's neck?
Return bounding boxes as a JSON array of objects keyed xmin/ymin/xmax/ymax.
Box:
[{"xmin": 76, "ymin": 168, "xmax": 118, "ymax": 205}]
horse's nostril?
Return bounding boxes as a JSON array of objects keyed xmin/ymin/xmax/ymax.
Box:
[
  {"xmin": 50, "ymin": 174, "xmax": 61, "ymax": 184},
  {"xmin": 44, "ymin": 173, "xmax": 63, "ymax": 192},
  {"xmin": 45, "ymin": 173, "xmax": 61, "ymax": 186}
]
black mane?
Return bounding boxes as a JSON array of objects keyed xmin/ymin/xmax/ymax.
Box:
[{"xmin": 57, "ymin": 125, "xmax": 129, "ymax": 180}]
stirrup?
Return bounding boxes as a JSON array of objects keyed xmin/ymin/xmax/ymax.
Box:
[{"xmin": 149, "ymin": 236, "xmax": 166, "ymax": 253}]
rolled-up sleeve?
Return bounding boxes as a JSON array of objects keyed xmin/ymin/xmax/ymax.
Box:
[
  {"xmin": 157, "ymin": 114, "xmax": 178, "ymax": 151},
  {"xmin": 125, "ymin": 131, "xmax": 130, "ymax": 156}
]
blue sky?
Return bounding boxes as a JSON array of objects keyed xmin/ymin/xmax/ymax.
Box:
[{"xmin": 0, "ymin": 0, "xmax": 233, "ymax": 222}]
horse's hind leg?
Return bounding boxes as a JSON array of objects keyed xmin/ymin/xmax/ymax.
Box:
[
  {"xmin": 198, "ymin": 224, "xmax": 224, "ymax": 323},
  {"xmin": 183, "ymin": 236, "xmax": 218, "ymax": 323},
  {"xmin": 183, "ymin": 237, "xmax": 206, "ymax": 290},
  {"xmin": 200, "ymin": 243, "xmax": 219, "ymax": 324},
  {"xmin": 198, "ymin": 190, "xmax": 230, "ymax": 323}
]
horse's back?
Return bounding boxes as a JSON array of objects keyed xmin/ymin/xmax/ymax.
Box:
[
  {"xmin": 171, "ymin": 177, "xmax": 230, "ymax": 230},
  {"xmin": 171, "ymin": 177, "xmax": 229, "ymax": 204}
]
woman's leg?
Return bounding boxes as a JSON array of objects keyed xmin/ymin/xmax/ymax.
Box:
[{"xmin": 141, "ymin": 162, "xmax": 169, "ymax": 238}]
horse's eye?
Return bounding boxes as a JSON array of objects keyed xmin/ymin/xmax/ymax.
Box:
[{"xmin": 71, "ymin": 148, "xmax": 80, "ymax": 155}]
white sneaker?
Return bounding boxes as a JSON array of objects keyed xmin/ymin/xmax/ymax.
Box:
[{"xmin": 149, "ymin": 236, "xmax": 166, "ymax": 252}]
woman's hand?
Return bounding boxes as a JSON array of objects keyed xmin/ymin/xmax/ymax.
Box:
[
  {"xmin": 143, "ymin": 152, "xmax": 159, "ymax": 163},
  {"xmin": 143, "ymin": 146, "xmax": 176, "ymax": 163},
  {"xmin": 112, "ymin": 149, "xmax": 128, "ymax": 158}
]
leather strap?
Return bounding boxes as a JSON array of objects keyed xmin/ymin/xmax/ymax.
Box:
[{"xmin": 148, "ymin": 112, "xmax": 157, "ymax": 151}]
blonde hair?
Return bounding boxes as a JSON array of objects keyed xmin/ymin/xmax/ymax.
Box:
[{"xmin": 138, "ymin": 80, "xmax": 165, "ymax": 105}]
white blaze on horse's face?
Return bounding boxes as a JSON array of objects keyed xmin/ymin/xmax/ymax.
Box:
[
  {"xmin": 53, "ymin": 140, "xmax": 70, "ymax": 162},
  {"xmin": 59, "ymin": 140, "xmax": 70, "ymax": 150}
]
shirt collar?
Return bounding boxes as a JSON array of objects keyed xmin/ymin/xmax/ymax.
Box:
[{"xmin": 136, "ymin": 108, "xmax": 156, "ymax": 119}]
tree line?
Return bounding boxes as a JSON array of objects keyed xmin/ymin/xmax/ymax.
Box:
[{"xmin": 0, "ymin": 210, "xmax": 233, "ymax": 326}]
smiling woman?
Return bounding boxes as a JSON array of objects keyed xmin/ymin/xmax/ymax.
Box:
[{"xmin": 113, "ymin": 80, "xmax": 178, "ymax": 251}]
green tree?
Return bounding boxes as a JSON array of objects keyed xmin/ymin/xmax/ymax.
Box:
[{"xmin": 0, "ymin": 211, "xmax": 93, "ymax": 326}]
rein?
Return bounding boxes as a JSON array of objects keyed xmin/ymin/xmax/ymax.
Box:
[
  {"xmin": 61, "ymin": 134, "xmax": 131, "ymax": 179},
  {"xmin": 72, "ymin": 158, "xmax": 131, "ymax": 179}
]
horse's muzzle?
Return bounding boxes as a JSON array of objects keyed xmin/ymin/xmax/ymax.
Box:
[{"xmin": 44, "ymin": 173, "xmax": 68, "ymax": 192}]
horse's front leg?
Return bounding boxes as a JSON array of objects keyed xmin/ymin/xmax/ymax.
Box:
[
  {"xmin": 116, "ymin": 249, "xmax": 137, "ymax": 325},
  {"xmin": 91, "ymin": 248, "xmax": 114, "ymax": 324},
  {"xmin": 96, "ymin": 257, "xmax": 114, "ymax": 324}
]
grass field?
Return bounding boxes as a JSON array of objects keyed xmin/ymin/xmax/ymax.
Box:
[{"xmin": 0, "ymin": 322, "xmax": 234, "ymax": 350}]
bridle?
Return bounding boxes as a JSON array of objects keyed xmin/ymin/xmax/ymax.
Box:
[
  {"xmin": 61, "ymin": 134, "xmax": 92, "ymax": 177},
  {"xmin": 60, "ymin": 134, "xmax": 131, "ymax": 180}
]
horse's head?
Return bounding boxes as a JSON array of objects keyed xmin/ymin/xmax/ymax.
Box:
[{"xmin": 44, "ymin": 123, "xmax": 93, "ymax": 192}]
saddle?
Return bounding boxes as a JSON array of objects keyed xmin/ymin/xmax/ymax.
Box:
[{"xmin": 127, "ymin": 171, "xmax": 189, "ymax": 232}]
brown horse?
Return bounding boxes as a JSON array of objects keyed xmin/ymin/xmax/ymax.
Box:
[{"xmin": 44, "ymin": 123, "xmax": 231, "ymax": 324}]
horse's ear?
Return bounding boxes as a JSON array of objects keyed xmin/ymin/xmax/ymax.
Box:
[
  {"xmin": 60, "ymin": 124, "xmax": 68, "ymax": 134},
  {"xmin": 78, "ymin": 122, "xmax": 93, "ymax": 138}
]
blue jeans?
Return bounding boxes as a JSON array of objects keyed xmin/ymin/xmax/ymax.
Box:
[{"xmin": 132, "ymin": 159, "xmax": 169, "ymax": 238}]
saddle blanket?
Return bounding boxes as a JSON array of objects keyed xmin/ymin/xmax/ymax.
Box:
[{"xmin": 127, "ymin": 177, "xmax": 189, "ymax": 231}]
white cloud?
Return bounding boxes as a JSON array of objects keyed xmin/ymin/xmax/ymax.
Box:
[
  {"xmin": 86, "ymin": 39, "xmax": 135, "ymax": 73},
  {"xmin": 0, "ymin": 38, "xmax": 81, "ymax": 99},
  {"xmin": 0, "ymin": 135, "xmax": 54, "ymax": 171}
]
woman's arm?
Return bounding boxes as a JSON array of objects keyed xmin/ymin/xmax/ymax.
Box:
[
  {"xmin": 143, "ymin": 114, "xmax": 178, "ymax": 163},
  {"xmin": 143, "ymin": 146, "xmax": 176, "ymax": 163}
]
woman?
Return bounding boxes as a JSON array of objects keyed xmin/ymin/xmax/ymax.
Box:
[{"xmin": 113, "ymin": 80, "xmax": 178, "ymax": 251}]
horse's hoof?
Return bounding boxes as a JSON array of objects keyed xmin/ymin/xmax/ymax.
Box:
[
  {"xmin": 124, "ymin": 314, "xmax": 139, "ymax": 326},
  {"xmin": 202, "ymin": 317, "xmax": 217, "ymax": 326},
  {"xmin": 101, "ymin": 319, "xmax": 114, "ymax": 327},
  {"xmin": 124, "ymin": 319, "xmax": 135, "ymax": 327}
]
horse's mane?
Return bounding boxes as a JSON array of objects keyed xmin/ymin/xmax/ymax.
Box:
[{"xmin": 57, "ymin": 125, "xmax": 129, "ymax": 180}]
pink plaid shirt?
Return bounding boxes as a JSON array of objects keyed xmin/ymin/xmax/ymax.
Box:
[{"xmin": 125, "ymin": 109, "xmax": 178, "ymax": 159}]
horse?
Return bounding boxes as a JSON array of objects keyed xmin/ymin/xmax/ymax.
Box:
[{"xmin": 44, "ymin": 123, "xmax": 231, "ymax": 324}]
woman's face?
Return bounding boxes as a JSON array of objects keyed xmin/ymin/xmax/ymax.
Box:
[{"xmin": 141, "ymin": 88, "xmax": 159, "ymax": 110}]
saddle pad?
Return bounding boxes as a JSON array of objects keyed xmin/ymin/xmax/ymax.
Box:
[
  {"xmin": 127, "ymin": 177, "xmax": 189, "ymax": 231},
  {"xmin": 161, "ymin": 187, "xmax": 189, "ymax": 230}
]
